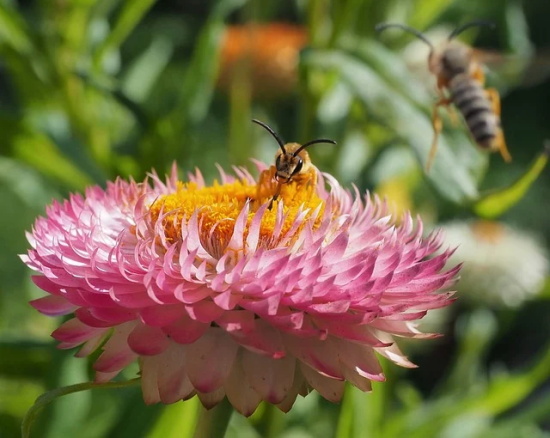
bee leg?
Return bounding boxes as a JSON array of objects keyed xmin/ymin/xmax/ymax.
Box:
[
  {"xmin": 486, "ymin": 88, "xmax": 512, "ymax": 162},
  {"xmin": 436, "ymin": 86, "xmax": 459, "ymax": 126},
  {"xmin": 269, "ymin": 183, "xmax": 282, "ymax": 210},
  {"xmin": 485, "ymin": 87, "xmax": 501, "ymax": 115},
  {"xmin": 427, "ymin": 97, "xmax": 451, "ymax": 172},
  {"xmin": 471, "ymin": 64, "xmax": 486, "ymax": 85},
  {"xmin": 447, "ymin": 104, "xmax": 460, "ymax": 126}
]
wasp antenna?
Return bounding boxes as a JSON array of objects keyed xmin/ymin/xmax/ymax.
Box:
[
  {"xmin": 375, "ymin": 22, "xmax": 434, "ymax": 51},
  {"xmin": 448, "ymin": 20, "xmax": 496, "ymax": 40},
  {"xmin": 252, "ymin": 119, "xmax": 286, "ymax": 154},
  {"xmin": 294, "ymin": 139, "xmax": 337, "ymax": 156}
]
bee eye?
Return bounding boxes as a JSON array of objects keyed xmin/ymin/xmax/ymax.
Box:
[
  {"xmin": 292, "ymin": 158, "xmax": 303, "ymax": 176},
  {"xmin": 275, "ymin": 155, "xmax": 282, "ymax": 168}
]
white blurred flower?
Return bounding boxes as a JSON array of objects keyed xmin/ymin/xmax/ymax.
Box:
[{"xmin": 441, "ymin": 220, "xmax": 548, "ymax": 308}]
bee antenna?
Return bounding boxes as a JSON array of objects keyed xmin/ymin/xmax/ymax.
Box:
[
  {"xmin": 448, "ymin": 20, "xmax": 496, "ymax": 40},
  {"xmin": 252, "ymin": 119, "xmax": 286, "ymax": 154},
  {"xmin": 294, "ymin": 139, "xmax": 337, "ymax": 156},
  {"xmin": 375, "ymin": 22, "xmax": 434, "ymax": 51}
]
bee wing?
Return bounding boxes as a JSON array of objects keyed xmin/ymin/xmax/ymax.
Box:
[
  {"xmin": 516, "ymin": 49, "xmax": 550, "ymax": 87},
  {"xmin": 473, "ymin": 48, "xmax": 550, "ymax": 87}
]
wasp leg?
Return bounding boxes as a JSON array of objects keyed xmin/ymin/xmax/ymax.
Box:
[
  {"xmin": 427, "ymin": 97, "xmax": 452, "ymax": 172},
  {"xmin": 486, "ymin": 88, "xmax": 512, "ymax": 162}
]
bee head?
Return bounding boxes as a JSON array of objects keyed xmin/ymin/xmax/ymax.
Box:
[
  {"xmin": 376, "ymin": 20, "xmax": 495, "ymax": 77},
  {"xmin": 274, "ymin": 144, "xmax": 306, "ymax": 182},
  {"xmin": 440, "ymin": 44, "xmax": 472, "ymax": 76},
  {"xmin": 252, "ymin": 119, "xmax": 336, "ymax": 183}
]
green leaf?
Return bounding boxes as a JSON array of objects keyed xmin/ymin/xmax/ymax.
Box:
[
  {"xmin": 0, "ymin": 157, "xmax": 57, "ymax": 213},
  {"xmin": 473, "ymin": 144, "xmax": 549, "ymax": 218},
  {"xmin": 383, "ymin": 339, "xmax": 550, "ymax": 437},
  {"xmin": 92, "ymin": 0, "xmax": 158, "ymax": 71},
  {"xmin": 0, "ymin": 3, "xmax": 33, "ymax": 53},
  {"xmin": 344, "ymin": 39, "xmax": 432, "ymax": 105},
  {"xmin": 121, "ymin": 36, "xmax": 174, "ymax": 103},
  {"xmin": 303, "ymin": 48, "xmax": 481, "ymax": 203},
  {"xmin": 440, "ymin": 309, "xmax": 498, "ymax": 395},
  {"xmin": 408, "ymin": 0, "xmax": 451, "ymax": 29},
  {"xmin": 43, "ymin": 358, "xmax": 91, "ymax": 438},
  {"xmin": 540, "ymin": 278, "xmax": 550, "ymax": 300},
  {"xmin": 0, "ymin": 158, "xmax": 59, "ymax": 322},
  {"xmin": 22, "ymin": 379, "xmax": 140, "ymax": 438},
  {"xmin": 465, "ymin": 342, "xmax": 550, "ymax": 416},
  {"xmin": 12, "ymin": 130, "xmax": 94, "ymax": 190},
  {"xmin": 181, "ymin": 0, "xmax": 247, "ymax": 124}
]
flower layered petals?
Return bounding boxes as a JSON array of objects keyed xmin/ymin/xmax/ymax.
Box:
[
  {"xmin": 93, "ymin": 323, "xmax": 138, "ymax": 375},
  {"xmin": 52, "ymin": 318, "xmax": 106, "ymax": 348},
  {"xmin": 23, "ymin": 163, "xmax": 460, "ymax": 415}
]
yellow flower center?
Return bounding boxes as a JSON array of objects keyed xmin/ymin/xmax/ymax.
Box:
[{"xmin": 148, "ymin": 168, "xmax": 325, "ymax": 254}]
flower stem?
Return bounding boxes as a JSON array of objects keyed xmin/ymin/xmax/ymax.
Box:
[
  {"xmin": 21, "ymin": 378, "xmax": 140, "ymax": 438},
  {"xmin": 193, "ymin": 398, "xmax": 234, "ymax": 438}
]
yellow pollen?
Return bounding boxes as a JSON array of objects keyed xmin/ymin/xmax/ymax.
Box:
[{"xmin": 148, "ymin": 172, "xmax": 325, "ymax": 252}]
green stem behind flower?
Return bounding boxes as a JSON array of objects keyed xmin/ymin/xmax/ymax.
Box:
[
  {"xmin": 21, "ymin": 378, "xmax": 140, "ymax": 438},
  {"xmin": 193, "ymin": 398, "xmax": 234, "ymax": 438}
]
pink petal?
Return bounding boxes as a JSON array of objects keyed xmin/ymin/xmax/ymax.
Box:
[
  {"xmin": 141, "ymin": 356, "xmax": 161, "ymax": 404},
  {"xmin": 185, "ymin": 329, "xmax": 238, "ymax": 393},
  {"xmin": 156, "ymin": 343, "xmax": 195, "ymax": 403},
  {"xmin": 93, "ymin": 323, "xmax": 137, "ymax": 373},
  {"xmin": 52, "ymin": 318, "xmax": 105, "ymax": 346},
  {"xmin": 139, "ymin": 304, "xmax": 187, "ymax": 327},
  {"xmin": 196, "ymin": 388, "xmax": 226, "ymax": 410},
  {"xmin": 127, "ymin": 323, "xmax": 170, "ymax": 355},
  {"xmin": 162, "ymin": 314, "xmax": 208, "ymax": 344},
  {"xmin": 224, "ymin": 357, "xmax": 262, "ymax": 416},
  {"xmin": 242, "ymin": 350, "xmax": 295, "ymax": 404},
  {"xmin": 299, "ymin": 363, "xmax": 345, "ymax": 402},
  {"xmin": 29, "ymin": 295, "xmax": 76, "ymax": 316}
]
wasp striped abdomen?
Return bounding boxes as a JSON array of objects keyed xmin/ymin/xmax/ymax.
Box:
[
  {"xmin": 449, "ymin": 75, "xmax": 500, "ymax": 149},
  {"xmin": 376, "ymin": 21, "xmax": 513, "ymax": 170}
]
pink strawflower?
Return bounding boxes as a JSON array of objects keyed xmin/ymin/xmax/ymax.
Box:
[{"xmin": 22, "ymin": 162, "xmax": 459, "ymax": 416}]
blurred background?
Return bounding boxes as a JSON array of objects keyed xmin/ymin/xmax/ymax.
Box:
[{"xmin": 1, "ymin": 0, "xmax": 549, "ymax": 437}]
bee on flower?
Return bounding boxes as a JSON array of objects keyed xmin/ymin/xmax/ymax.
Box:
[
  {"xmin": 22, "ymin": 158, "xmax": 459, "ymax": 416},
  {"xmin": 252, "ymin": 118, "xmax": 336, "ymax": 207}
]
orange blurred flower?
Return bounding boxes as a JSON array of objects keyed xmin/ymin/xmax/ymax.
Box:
[{"xmin": 218, "ymin": 23, "xmax": 308, "ymax": 99}]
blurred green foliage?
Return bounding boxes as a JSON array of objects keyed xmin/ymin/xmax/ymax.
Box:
[{"xmin": 1, "ymin": 0, "xmax": 549, "ymax": 437}]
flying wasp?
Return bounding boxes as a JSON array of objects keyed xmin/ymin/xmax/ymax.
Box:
[
  {"xmin": 376, "ymin": 21, "xmax": 513, "ymax": 171},
  {"xmin": 252, "ymin": 119, "xmax": 336, "ymax": 206}
]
